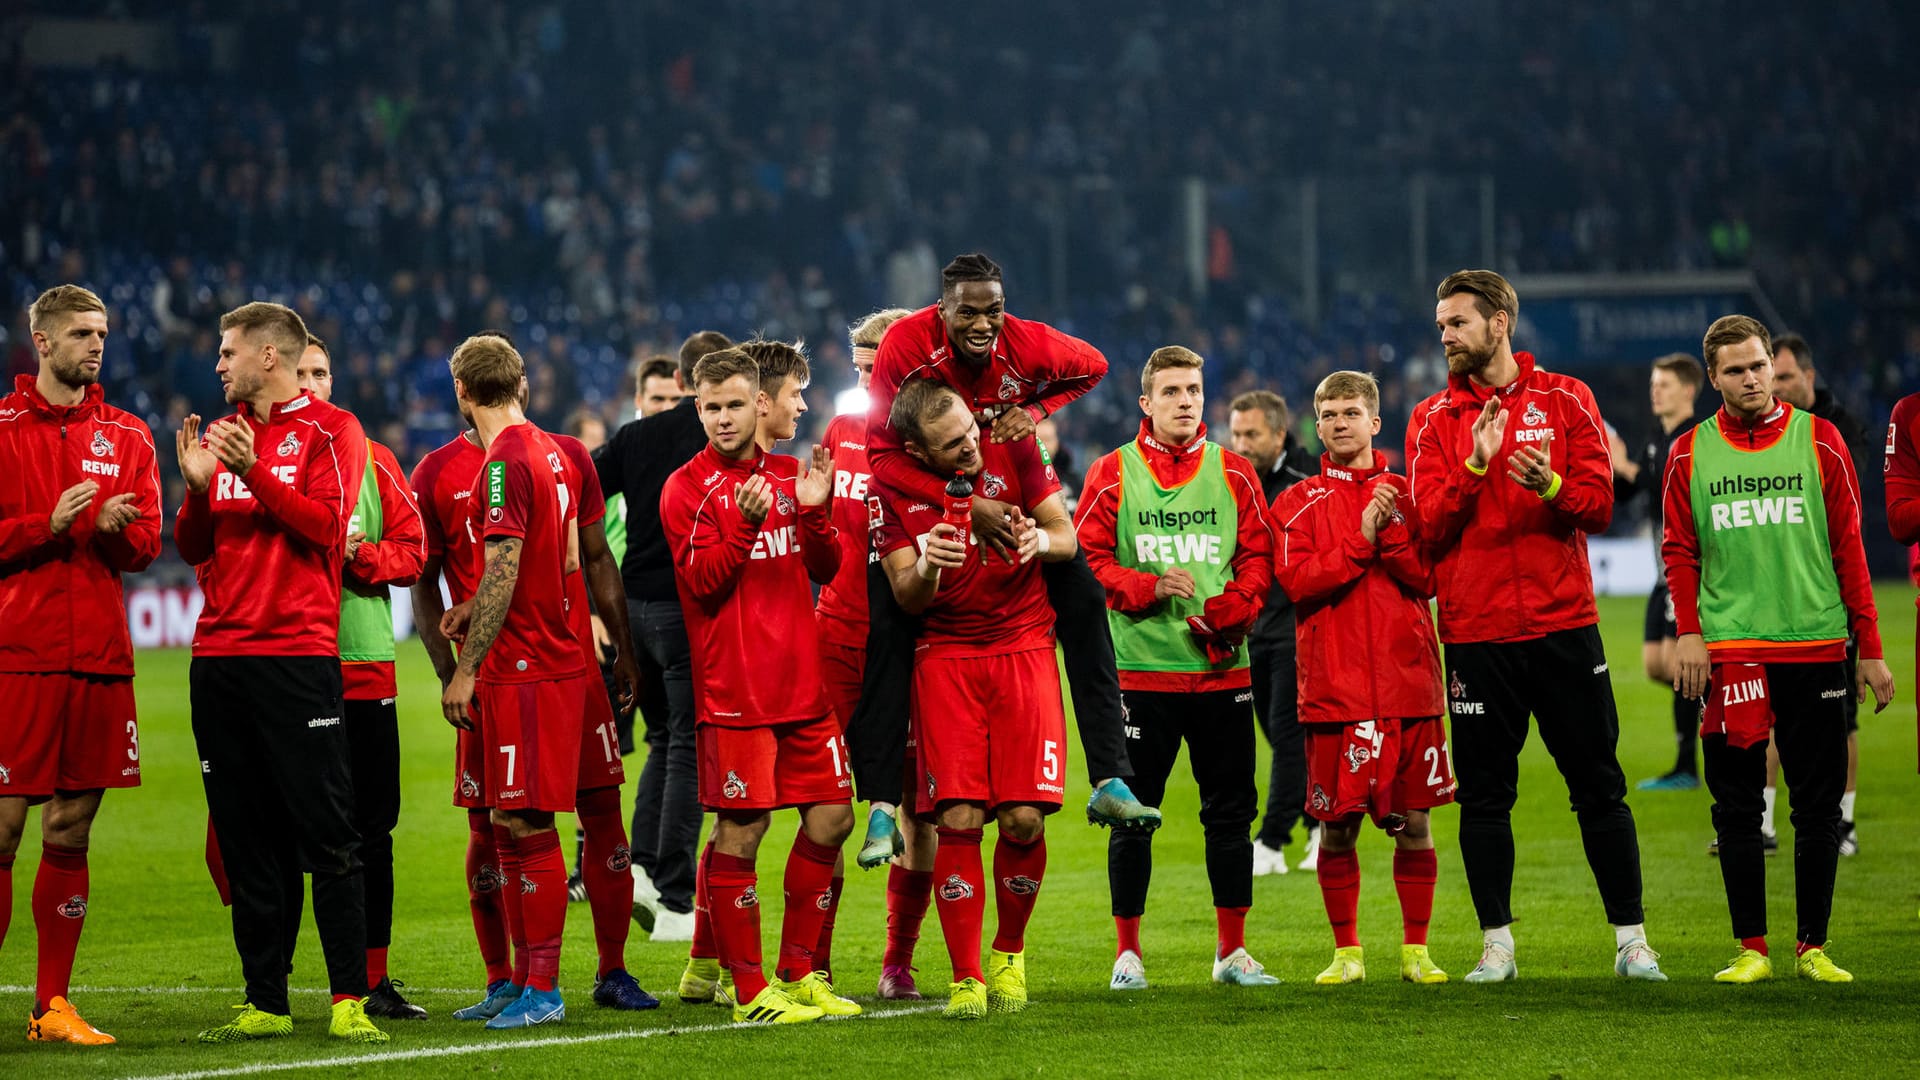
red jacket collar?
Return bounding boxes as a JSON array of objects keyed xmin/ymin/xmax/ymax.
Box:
[
  {"xmin": 1319, "ymin": 451, "xmax": 1387, "ymax": 484},
  {"xmin": 697, "ymin": 442, "xmax": 764, "ymax": 475},
  {"xmin": 237, "ymin": 390, "xmax": 321, "ymax": 422},
  {"xmin": 1136, "ymin": 418, "xmax": 1208, "ymax": 461},
  {"xmin": 1446, "ymin": 351, "xmax": 1537, "ymax": 405},
  {"xmin": 13, "ymin": 374, "xmax": 103, "ymax": 417},
  {"xmin": 1717, "ymin": 399, "xmax": 1790, "ymax": 437}
]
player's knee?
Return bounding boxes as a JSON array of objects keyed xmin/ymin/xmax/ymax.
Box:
[
  {"xmin": 937, "ymin": 802, "xmax": 987, "ymax": 832},
  {"xmin": 1319, "ymin": 819, "xmax": 1362, "ymax": 852},
  {"xmin": 1396, "ymin": 811, "xmax": 1433, "ymax": 844},
  {"xmin": 996, "ymin": 805, "xmax": 1044, "ymax": 842},
  {"xmin": 804, "ymin": 803, "xmax": 855, "ymax": 846},
  {"xmin": 40, "ymin": 790, "xmax": 101, "ymax": 849}
]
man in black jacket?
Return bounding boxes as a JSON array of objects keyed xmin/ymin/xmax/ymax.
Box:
[
  {"xmin": 1228, "ymin": 390, "xmax": 1319, "ymax": 874},
  {"xmin": 593, "ymin": 330, "xmax": 733, "ymax": 941}
]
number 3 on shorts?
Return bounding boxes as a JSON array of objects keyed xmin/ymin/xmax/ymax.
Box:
[
  {"xmin": 1042, "ymin": 740, "xmax": 1059, "ymax": 782},
  {"xmin": 499, "ymin": 744, "xmax": 518, "ymax": 786}
]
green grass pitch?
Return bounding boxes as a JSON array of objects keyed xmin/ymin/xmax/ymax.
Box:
[{"xmin": 1, "ymin": 588, "xmax": 1916, "ymax": 1079}]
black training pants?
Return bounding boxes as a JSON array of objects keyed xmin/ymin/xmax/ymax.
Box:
[
  {"xmin": 1444, "ymin": 625, "xmax": 1645, "ymax": 929},
  {"xmin": 625, "ymin": 597, "xmax": 700, "ymax": 914},
  {"xmin": 1249, "ymin": 634, "xmax": 1307, "ymax": 848},
  {"xmin": 346, "ymin": 696, "xmax": 401, "ymax": 952},
  {"xmin": 192, "ymin": 656, "xmax": 366, "ymax": 1012},
  {"xmin": 848, "ymin": 549, "xmax": 1132, "ymax": 805},
  {"xmin": 1704, "ymin": 661, "xmax": 1848, "ymax": 946},
  {"xmin": 1108, "ymin": 688, "xmax": 1257, "ymax": 916}
]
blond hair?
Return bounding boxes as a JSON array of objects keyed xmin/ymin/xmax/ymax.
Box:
[
  {"xmin": 29, "ymin": 284, "xmax": 107, "ymax": 334},
  {"xmin": 1702, "ymin": 315, "xmax": 1770, "ymax": 376},
  {"xmin": 850, "ymin": 307, "xmax": 915, "ymax": 350},
  {"xmin": 219, "ymin": 301, "xmax": 309, "ymax": 361},
  {"xmin": 448, "ymin": 333, "xmax": 526, "ymax": 407},
  {"xmin": 691, "ymin": 347, "xmax": 761, "ymax": 392},
  {"xmin": 1313, "ymin": 370, "xmax": 1380, "ymax": 414},
  {"xmin": 1141, "ymin": 345, "xmax": 1204, "ymax": 396}
]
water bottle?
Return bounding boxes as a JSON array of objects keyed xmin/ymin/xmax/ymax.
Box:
[{"xmin": 942, "ymin": 470, "xmax": 973, "ymax": 550}]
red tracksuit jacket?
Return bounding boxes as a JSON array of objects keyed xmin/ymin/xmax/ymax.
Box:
[
  {"xmin": 176, "ymin": 391, "xmax": 367, "ymax": 657},
  {"xmin": 866, "ymin": 305, "xmax": 1106, "ymax": 505},
  {"xmin": 659, "ymin": 444, "xmax": 840, "ymax": 727},
  {"xmin": 1405, "ymin": 351, "xmax": 1613, "ymax": 644},
  {"xmin": 1662, "ymin": 401, "xmax": 1881, "ymax": 665},
  {"xmin": 0, "ymin": 376, "xmax": 163, "ymax": 676},
  {"xmin": 1270, "ymin": 454, "xmax": 1443, "ymax": 725},
  {"xmin": 341, "ymin": 438, "xmax": 427, "ymax": 700},
  {"xmin": 1074, "ymin": 420, "xmax": 1273, "ymax": 693}
]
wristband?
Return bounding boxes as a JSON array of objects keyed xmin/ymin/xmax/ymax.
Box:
[
  {"xmin": 1464, "ymin": 457, "xmax": 1488, "ymax": 476},
  {"xmin": 1539, "ymin": 471, "xmax": 1563, "ymax": 501},
  {"xmin": 1035, "ymin": 530, "xmax": 1051, "ymax": 555}
]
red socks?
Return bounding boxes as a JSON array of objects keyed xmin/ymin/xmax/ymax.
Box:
[
  {"xmin": 33, "ymin": 844, "xmax": 88, "ymax": 1011},
  {"xmin": 576, "ymin": 787, "xmax": 633, "ymax": 978},
  {"xmin": 492, "ymin": 823, "xmax": 530, "ymax": 986},
  {"xmin": 1114, "ymin": 915, "xmax": 1141, "ymax": 958},
  {"xmin": 707, "ymin": 851, "xmax": 766, "ymax": 1002},
  {"xmin": 990, "ymin": 833, "xmax": 1045, "ymax": 954},
  {"xmin": 465, "ymin": 812, "xmax": 511, "ymax": 984},
  {"xmin": 1216, "ymin": 906, "xmax": 1248, "ymax": 959},
  {"xmin": 1317, "ymin": 846, "xmax": 1361, "ymax": 949},
  {"xmin": 691, "ymin": 839, "xmax": 717, "ymax": 961},
  {"xmin": 1393, "ymin": 847, "xmax": 1437, "ymax": 946},
  {"xmin": 0, "ymin": 854, "xmax": 12, "ymax": 952},
  {"xmin": 1744, "ymin": 936, "xmax": 1769, "ymax": 956},
  {"xmin": 883, "ymin": 866, "xmax": 933, "ymax": 969},
  {"xmin": 515, "ymin": 829, "xmax": 567, "ymax": 992},
  {"xmin": 933, "ymin": 826, "xmax": 985, "ymax": 983},
  {"xmin": 776, "ymin": 831, "xmax": 839, "ymax": 982},
  {"xmin": 365, "ymin": 946, "xmax": 388, "ymax": 991},
  {"xmin": 813, "ymin": 874, "xmax": 844, "ymax": 980}
]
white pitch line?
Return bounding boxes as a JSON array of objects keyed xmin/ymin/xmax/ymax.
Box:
[
  {"xmin": 0, "ymin": 984, "xmax": 478, "ymax": 997},
  {"xmin": 116, "ymin": 1005, "xmax": 939, "ymax": 1080}
]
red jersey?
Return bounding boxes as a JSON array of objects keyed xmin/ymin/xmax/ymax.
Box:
[
  {"xmin": 553, "ymin": 432, "xmax": 607, "ymax": 667},
  {"xmin": 1661, "ymin": 402, "xmax": 1882, "ymax": 663},
  {"xmin": 872, "ymin": 436, "xmax": 1059, "ymax": 655},
  {"xmin": 410, "ymin": 433, "xmax": 487, "ymax": 604},
  {"xmin": 177, "ymin": 391, "xmax": 366, "ymax": 657},
  {"xmin": 1271, "ymin": 454, "xmax": 1444, "ymax": 725},
  {"xmin": 661, "ymin": 445, "xmax": 841, "ymax": 728},
  {"xmin": 1887, "ymin": 393, "xmax": 1920, "ymax": 551},
  {"xmin": 468, "ymin": 422, "xmax": 587, "ymax": 685},
  {"xmin": 1405, "ymin": 352, "xmax": 1613, "ymax": 644},
  {"xmin": 867, "ymin": 306, "xmax": 1106, "ymax": 504},
  {"xmin": 1074, "ymin": 420, "xmax": 1274, "ymax": 692},
  {"xmin": 816, "ymin": 412, "xmax": 877, "ymax": 646},
  {"xmin": 0, "ymin": 377, "xmax": 163, "ymax": 676},
  {"xmin": 341, "ymin": 438, "xmax": 428, "ymax": 700}
]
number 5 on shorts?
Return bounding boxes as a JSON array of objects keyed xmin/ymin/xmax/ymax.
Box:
[
  {"xmin": 499, "ymin": 744, "xmax": 518, "ymax": 786},
  {"xmin": 1042, "ymin": 740, "xmax": 1059, "ymax": 782}
]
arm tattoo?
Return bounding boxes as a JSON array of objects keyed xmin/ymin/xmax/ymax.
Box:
[{"xmin": 458, "ymin": 537, "xmax": 522, "ymax": 675}]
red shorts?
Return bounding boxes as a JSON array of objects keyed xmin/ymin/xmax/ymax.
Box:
[
  {"xmin": 697, "ymin": 714, "xmax": 851, "ymax": 811},
  {"xmin": 576, "ymin": 672, "xmax": 627, "ymax": 794},
  {"xmin": 1305, "ymin": 717, "xmax": 1455, "ymax": 827},
  {"xmin": 910, "ymin": 646, "xmax": 1067, "ymax": 814},
  {"xmin": 820, "ymin": 639, "xmax": 865, "ymax": 732},
  {"xmin": 477, "ymin": 677, "xmax": 587, "ymax": 813},
  {"xmin": 0, "ymin": 673, "xmax": 140, "ymax": 798},
  {"xmin": 454, "ymin": 721, "xmax": 487, "ymax": 808}
]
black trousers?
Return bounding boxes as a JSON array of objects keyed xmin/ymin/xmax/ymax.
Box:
[
  {"xmin": 625, "ymin": 597, "xmax": 700, "ymax": 913},
  {"xmin": 1107, "ymin": 688, "xmax": 1257, "ymax": 916},
  {"xmin": 1445, "ymin": 625, "xmax": 1645, "ymax": 929},
  {"xmin": 848, "ymin": 549, "xmax": 1132, "ymax": 805},
  {"xmin": 1704, "ymin": 661, "xmax": 1848, "ymax": 945},
  {"xmin": 346, "ymin": 696, "xmax": 401, "ymax": 952},
  {"xmin": 1249, "ymin": 634, "xmax": 1307, "ymax": 848},
  {"xmin": 191, "ymin": 656, "xmax": 366, "ymax": 1012}
]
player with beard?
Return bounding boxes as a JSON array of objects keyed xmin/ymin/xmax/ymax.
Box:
[
  {"xmin": 874, "ymin": 378, "xmax": 1075, "ymax": 1019},
  {"xmin": 0, "ymin": 286, "xmax": 160, "ymax": 1046},
  {"xmin": 1406, "ymin": 270, "xmax": 1664, "ymax": 983},
  {"xmin": 852, "ymin": 255, "xmax": 1155, "ymax": 856}
]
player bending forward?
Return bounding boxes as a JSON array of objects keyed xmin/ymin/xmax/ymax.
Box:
[
  {"xmin": 1273, "ymin": 371, "xmax": 1454, "ymax": 985},
  {"xmin": 661, "ymin": 348, "xmax": 856, "ymax": 1025},
  {"xmin": 875, "ymin": 379, "xmax": 1073, "ymax": 1020}
]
